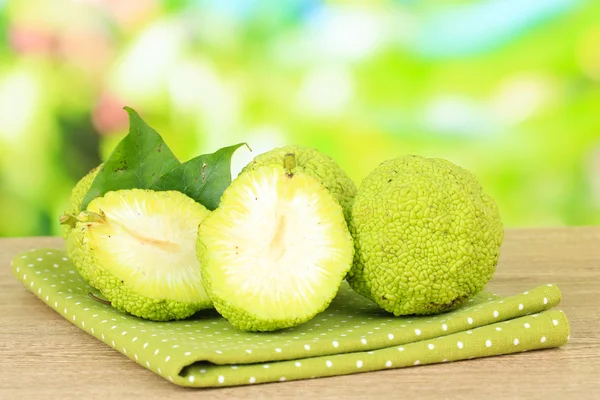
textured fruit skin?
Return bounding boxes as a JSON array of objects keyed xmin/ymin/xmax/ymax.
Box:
[
  {"xmin": 243, "ymin": 146, "xmax": 357, "ymax": 223},
  {"xmin": 68, "ymin": 189, "xmax": 212, "ymax": 321},
  {"xmin": 63, "ymin": 164, "xmax": 103, "ymax": 238},
  {"xmin": 348, "ymin": 155, "xmax": 504, "ymax": 316},
  {"xmin": 197, "ymin": 165, "xmax": 354, "ymax": 332}
]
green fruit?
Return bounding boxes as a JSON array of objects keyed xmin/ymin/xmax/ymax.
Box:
[
  {"xmin": 67, "ymin": 189, "xmax": 212, "ymax": 321},
  {"xmin": 243, "ymin": 146, "xmax": 357, "ymax": 223},
  {"xmin": 62, "ymin": 164, "xmax": 103, "ymax": 238},
  {"xmin": 348, "ymin": 155, "xmax": 504, "ymax": 316},
  {"xmin": 197, "ymin": 160, "xmax": 354, "ymax": 332}
]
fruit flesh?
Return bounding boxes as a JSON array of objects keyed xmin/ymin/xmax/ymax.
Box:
[
  {"xmin": 68, "ymin": 189, "xmax": 212, "ymax": 321},
  {"xmin": 197, "ymin": 165, "xmax": 354, "ymax": 331}
]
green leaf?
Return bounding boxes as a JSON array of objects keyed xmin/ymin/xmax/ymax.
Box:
[
  {"xmin": 150, "ymin": 143, "xmax": 248, "ymax": 210},
  {"xmin": 81, "ymin": 107, "xmax": 180, "ymax": 209}
]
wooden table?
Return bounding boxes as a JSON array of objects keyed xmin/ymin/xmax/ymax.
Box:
[{"xmin": 1, "ymin": 228, "xmax": 599, "ymax": 399}]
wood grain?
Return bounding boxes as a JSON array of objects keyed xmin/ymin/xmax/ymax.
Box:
[{"xmin": 1, "ymin": 228, "xmax": 599, "ymax": 399}]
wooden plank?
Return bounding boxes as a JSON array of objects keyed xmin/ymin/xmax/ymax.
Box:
[{"xmin": 1, "ymin": 229, "xmax": 598, "ymax": 399}]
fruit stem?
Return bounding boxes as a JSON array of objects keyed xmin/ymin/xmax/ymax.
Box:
[
  {"xmin": 284, "ymin": 152, "xmax": 296, "ymax": 177},
  {"xmin": 59, "ymin": 214, "xmax": 78, "ymax": 228},
  {"xmin": 88, "ymin": 292, "xmax": 111, "ymax": 305},
  {"xmin": 76, "ymin": 210, "xmax": 107, "ymax": 224}
]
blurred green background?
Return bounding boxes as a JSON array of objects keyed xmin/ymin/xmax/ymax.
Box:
[{"xmin": 1, "ymin": 0, "xmax": 599, "ymax": 237}]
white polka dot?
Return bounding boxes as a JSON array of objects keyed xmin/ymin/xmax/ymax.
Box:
[
  {"xmin": 543, "ymin": 297, "xmax": 548, "ymax": 305},
  {"xmin": 326, "ymin": 360, "xmax": 333, "ymax": 367},
  {"xmin": 567, "ymin": 335, "xmax": 570, "ymax": 341},
  {"xmin": 332, "ymin": 341, "xmax": 339, "ymax": 348},
  {"xmin": 514, "ymin": 338, "xmax": 519, "ymax": 345},
  {"xmin": 398, "ymin": 347, "xmax": 404, "ymax": 352},
  {"xmin": 304, "ymin": 344, "xmax": 311, "ymax": 351},
  {"xmin": 37, "ymin": 258, "xmax": 43, "ymax": 261},
  {"xmin": 466, "ymin": 330, "xmax": 473, "ymax": 334},
  {"xmin": 457, "ymin": 341, "xmax": 464, "ymax": 349},
  {"xmin": 134, "ymin": 354, "xmax": 138, "ymax": 360},
  {"xmin": 495, "ymin": 327, "xmax": 502, "ymax": 331},
  {"xmin": 388, "ymin": 333, "xmax": 394, "ymax": 340},
  {"xmin": 154, "ymin": 349, "xmax": 159, "ymax": 355},
  {"xmin": 442, "ymin": 324, "xmax": 448, "ymax": 331},
  {"xmin": 172, "ymin": 345, "xmax": 179, "ymax": 348},
  {"xmin": 541, "ymin": 336, "xmax": 547, "ymax": 343},
  {"xmin": 552, "ymin": 319, "xmax": 559, "ymax": 326},
  {"xmin": 295, "ymin": 362, "xmax": 301, "ymax": 367},
  {"xmin": 263, "ymin": 365, "xmax": 269, "ymax": 369},
  {"xmin": 280, "ymin": 377, "xmax": 286, "ymax": 382},
  {"xmin": 467, "ymin": 317, "xmax": 473, "ymax": 324},
  {"xmin": 428, "ymin": 344, "xmax": 435, "ymax": 350},
  {"xmin": 200, "ymin": 369, "xmax": 207, "ymax": 373},
  {"xmin": 215, "ymin": 350, "xmax": 222, "ymax": 354},
  {"xmin": 493, "ymin": 310, "xmax": 499, "ymax": 318},
  {"xmin": 122, "ymin": 331, "xmax": 127, "ymax": 336},
  {"xmin": 184, "ymin": 352, "xmax": 192, "ymax": 356},
  {"xmin": 386, "ymin": 360, "xmax": 392, "ymax": 367},
  {"xmin": 415, "ymin": 329, "xmax": 421, "ymax": 336},
  {"xmin": 249, "ymin": 377, "xmax": 256, "ymax": 384},
  {"xmin": 361, "ymin": 338, "xmax": 367, "ymax": 345},
  {"xmin": 524, "ymin": 291, "xmax": 529, "ymax": 294},
  {"xmin": 356, "ymin": 360, "xmax": 363, "ymax": 368},
  {"xmin": 246, "ymin": 349, "xmax": 252, "ymax": 354},
  {"xmin": 275, "ymin": 348, "xmax": 282, "ymax": 353},
  {"xmin": 524, "ymin": 323, "xmax": 531, "ymax": 329},
  {"xmin": 414, "ymin": 360, "xmax": 420, "ymax": 365},
  {"xmin": 518, "ymin": 304, "xmax": 524, "ymax": 310},
  {"xmin": 188, "ymin": 376, "xmax": 195, "ymax": 383},
  {"xmin": 485, "ymin": 340, "xmax": 492, "ymax": 347}
]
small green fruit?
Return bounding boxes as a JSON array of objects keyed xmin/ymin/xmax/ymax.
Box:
[
  {"xmin": 198, "ymin": 159, "xmax": 354, "ymax": 332},
  {"xmin": 67, "ymin": 189, "xmax": 212, "ymax": 321},
  {"xmin": 348, "ymin": 155, "xmax": 503, "ymax": 316}
]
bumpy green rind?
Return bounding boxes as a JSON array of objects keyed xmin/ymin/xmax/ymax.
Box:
[
  {"xmin": 67, "ymin": 189, "xmax": 212, "ymax": 321},
  {"xmin": 62, "ymin": 164, "xmax": 103, "ymax": 238},
  {"xmin": 197, "ymin": 165, "xmax": 354, "ymax": 332},
  {"xmin": 242, "ymin": 146, "xmax": 357, "ymax": 223},
  {"xmin": 348, "ymin": 155, "xmax": 504, "ymax": 316}
]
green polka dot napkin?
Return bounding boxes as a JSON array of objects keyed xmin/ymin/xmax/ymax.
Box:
[{"xmin": 13, "ymin": 248, "xmax": 570, "ymax": 388}]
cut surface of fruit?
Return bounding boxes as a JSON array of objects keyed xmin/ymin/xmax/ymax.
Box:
[
  {"xmin": 84, "ymin": 190, "xmax": 210, "ymax": 304},
  {"xmin": 198, "ymin": 165, "xmax": 354, "ymax": 331}
]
